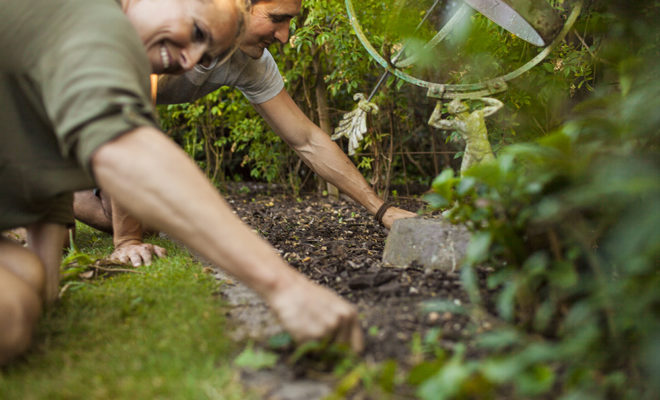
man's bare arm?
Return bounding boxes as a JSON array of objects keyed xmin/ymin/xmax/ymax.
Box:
[
  {"xmin": 253, "ymin": 90, "xmax": 417, "ymax": 228},
  {"xmin": 91, "ymin": 126, "xmax": 363, "ymax": 350}
]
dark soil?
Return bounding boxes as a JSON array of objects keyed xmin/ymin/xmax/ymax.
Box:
[{"xmin": 223, "ymin": 183, "xmax": 489, "ymax": 366}]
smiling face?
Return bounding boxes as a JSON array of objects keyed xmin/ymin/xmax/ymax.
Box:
[
  {"xmin": 123, "ymin": 0, "xmax": 245, "ymax": 74},
  {"xmin": 240, "ymin": 0, "xmax": 302, "ymax": 59}
]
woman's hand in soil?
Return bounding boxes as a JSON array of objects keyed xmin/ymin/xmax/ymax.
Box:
[
  {"xmin": 381, "ymin": 207, "xmax": 417, "ymax": 229},
  {"xmin": 268, "ymin": 276, "xmax": 364, "ymax": 353}
]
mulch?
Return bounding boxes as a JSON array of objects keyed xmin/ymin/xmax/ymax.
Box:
[{"xmin": 223, "ymin": 183, "xmax": 490, "ymax": 365}]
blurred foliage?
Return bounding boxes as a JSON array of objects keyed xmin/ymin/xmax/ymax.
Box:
[{"xmin": 415, "ymin": 1, "xmax": 660, "ymax": 398}]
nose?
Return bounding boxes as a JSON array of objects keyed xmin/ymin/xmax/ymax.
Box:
[
  {"xmin": 274, "ymin": 23, "xmax": 290, "ymax": 44},
  {"xmin": 180, "ymin": 44, "xmax": 206, "ymax": 71}
]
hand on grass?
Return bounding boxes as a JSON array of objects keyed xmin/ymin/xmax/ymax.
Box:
[{"xmin": 110, "ymin": 240, "xmax": 167, "ymax": 267}]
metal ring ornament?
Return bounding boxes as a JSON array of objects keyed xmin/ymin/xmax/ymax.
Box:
[{"xmin": 345, "ymin": 0, "xmax": 583, "ymax": 99}]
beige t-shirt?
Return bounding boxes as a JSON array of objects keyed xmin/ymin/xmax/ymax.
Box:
[{"xmin": 157, "ymin": 49, "xmax": 285, "ymax": 105}]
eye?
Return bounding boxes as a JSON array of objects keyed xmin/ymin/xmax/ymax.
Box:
[
  {"xmin": 270, "ymin": 15, "xmax": 290, "ymax": 24},
  {"xmin": 193, "ymin": 23, "xmax": 207, "ymax": 42}
]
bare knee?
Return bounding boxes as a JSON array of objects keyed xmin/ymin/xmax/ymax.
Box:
[
  {"xmin": 73, "ymin": 190, "xmax": 113, "ymax": 233},
  {"xmin": 0, "ymin": 239, "xmax": 45, "ymax": 295},
  {"xmin": 0, "ymin": 269, "xmax": 42, "ymax": 366}
]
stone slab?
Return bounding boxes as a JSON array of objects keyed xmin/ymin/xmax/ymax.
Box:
[{"xmin": 382, "ymin": 217, "xmax": 470, "ymax": 271}]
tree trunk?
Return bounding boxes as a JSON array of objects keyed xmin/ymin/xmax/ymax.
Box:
[{"xmin": 312, "ymin": 47, "xmax": 339, "ymax": 199}]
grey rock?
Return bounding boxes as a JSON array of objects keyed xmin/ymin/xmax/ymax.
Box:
[
  {"xmin": 382, "ymin": 217, "xmax": 470, "ymax": 271},
  {"xmin": 213, "ymin": 269, "xmax": 283, "ymax": 342},
  {"xmin": 241, "ymin": 368, "xmax": 331, "ymax": 400},
  {"xmin": 269, "ymin": 380, "xmax": 332, "ymax": 400}
]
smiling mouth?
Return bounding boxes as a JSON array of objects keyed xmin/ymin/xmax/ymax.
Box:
[{"xmin": 160, "ymin": 44, "xmax": 170, "ymax": 70}]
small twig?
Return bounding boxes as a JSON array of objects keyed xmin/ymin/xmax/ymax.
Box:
[
  {"xmin": 573, "ymin": 30, "xmax": 595, "ymax": 59},
  {"xmin": 574, "ymin": 30, "xmax": 609, "ymax": 65},
  {"xmin": 547, "ymin": 228, "xmax": 563, "ymax": 261},
  {"xmin": 64, "ymin": 259, "xmax": 144, "ymax": 276},
  {"xmin": 58, "ymin": 282, "xmax": 75, "ymax": 299},
  {"xmin": 92, "ymin": 264, "xmax": 143, "ymax": 274},
  {"xmin": 404, "ymin": 148, "xmax": 429, "ymax": 177}
]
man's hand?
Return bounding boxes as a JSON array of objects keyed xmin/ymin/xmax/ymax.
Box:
[
  {"xmin": 108, "ymin": 196, "xmax": 166, "ymax": 267},
  {"xmin": 381, "ymin": 207, "xmax": 417, "ymax": 230},
  {"xmin": 110, "ymin": 240, "xmax": 167, "ymax": 267},
  {"xmin": 267, "ymin": 276, "xmax": 364, "ymax": 353}
]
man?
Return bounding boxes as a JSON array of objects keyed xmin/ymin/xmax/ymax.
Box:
[
  {"xmin": 73, "ymin": 0, "xmax": 418, "ymax": 267},
  {"xmin": 1, "ymin": 0, "xmax": 362, "ymax": 365}
]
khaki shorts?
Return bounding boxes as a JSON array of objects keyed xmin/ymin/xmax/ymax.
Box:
[
  {"xmin": 42, "ymin": 192, "xmax": 75, "ymax": 228},
  {"xmin": 0, "ymin": 192, "xmax": 74, "ymax": 231}
]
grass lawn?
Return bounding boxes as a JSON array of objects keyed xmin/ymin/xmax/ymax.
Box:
[{"xmin": 0, "ymin": 223, "xmax": 254, "ymax": 399}]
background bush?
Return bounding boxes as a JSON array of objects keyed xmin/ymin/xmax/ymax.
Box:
[
  {"xmin": 422, "ymin": 1, "xmax": 660, "ymax": 398},
  {"xmin": 158, "ymin": 0, "xmax": 596, "ymax": 198}
]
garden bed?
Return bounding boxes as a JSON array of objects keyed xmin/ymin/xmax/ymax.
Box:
[{"xmin": 221, "ymin": 184, "xmax": 494, "ymax": 385}]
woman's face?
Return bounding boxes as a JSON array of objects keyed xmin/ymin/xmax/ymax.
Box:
[{"xmin": 124, "ymin": 0, "xmax": 241, "ymax": 73}]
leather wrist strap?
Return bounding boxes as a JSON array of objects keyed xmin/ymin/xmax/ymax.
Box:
[{"xmin": 375, "ymin": 202, "xmax": 393, "ymax": 226}]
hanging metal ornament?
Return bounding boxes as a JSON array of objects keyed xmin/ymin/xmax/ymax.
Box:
[{"xmin": 335, "ymin": 0, "xmax": 583, "ymax": 170}]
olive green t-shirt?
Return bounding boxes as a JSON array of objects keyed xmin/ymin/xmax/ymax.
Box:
[{"xmin": 0, "ymin": 0, "xmax": 158, "ymax": 230}]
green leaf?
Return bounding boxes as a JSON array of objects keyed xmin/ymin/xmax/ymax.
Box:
[
  {"xmin": 287, "ymin": 339, "xmax": 329, "ymax": 364},
  {"xmin": 431, "ymin": 169, "xmax": 456, "ymax": 193},
  {"xmin": 234, "ymin": 343, "xmax": 278, "ymax": 371},
  {"xmin": 465, "ymin": 231, "xmax": 492, "ymax": 265},
  {"xmin": 456, "ymin": 176, "xmax": 476, "ymax": 196},
  {"xmin": 476, "ymin": 328, "xmax": 520, "ymax": 350},
  {"xmin": 522, "ymin": 252, "xmax": 549, "ymax": 276},
  {"xmin": 423, "ymin": 192, "xmax": 450, "ymax": 209},
  {"xmin": 422, "ymin": 299, "xmax": 465, "ymax": 315},
  {"xmin": 377, "ymin": 360, "xmax": 398, "ymax": 393},
  {"xmin": 61, "ymin": 251, "xmax": 96, "ymax": 268},
  {"xmin": 497, "ymin": 281, "xmax": 517, "ymax": 322},
  {"xmin": 407, "ymin": 359, "xmax": 445, "ymax": 386},
  {"xmin": 267, "ymin": 332, "xmax": 293, "ymax": 349},
  {"xmin": 417, "ymin": 346, "xmax": 473, "ymax": 400},
  {"xmin": 461, "ymin": 265, "xmax": 482, "ymax": 305},
  {"xmin": 481, "ymin": 356, "xmax": 524, "ymax": 384},
  {"xmin": 548, "ymin": 261, "xmax": 578, "ymax": 289},
  {"xmin": 533, "ymin": 299, "xmax": 555, "ymax": 332},
  {"xmin": 327, "ymin": 364, "xmax": 366, "ymax": 400},
  {"xmin": 515, "ymin": 364, "xmax": 556, "ymax": 396}
]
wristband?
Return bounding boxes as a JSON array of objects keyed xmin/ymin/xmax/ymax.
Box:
[{"xmin": 375, "ymin": 202, "xmax": 393, "ymax": 226}]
